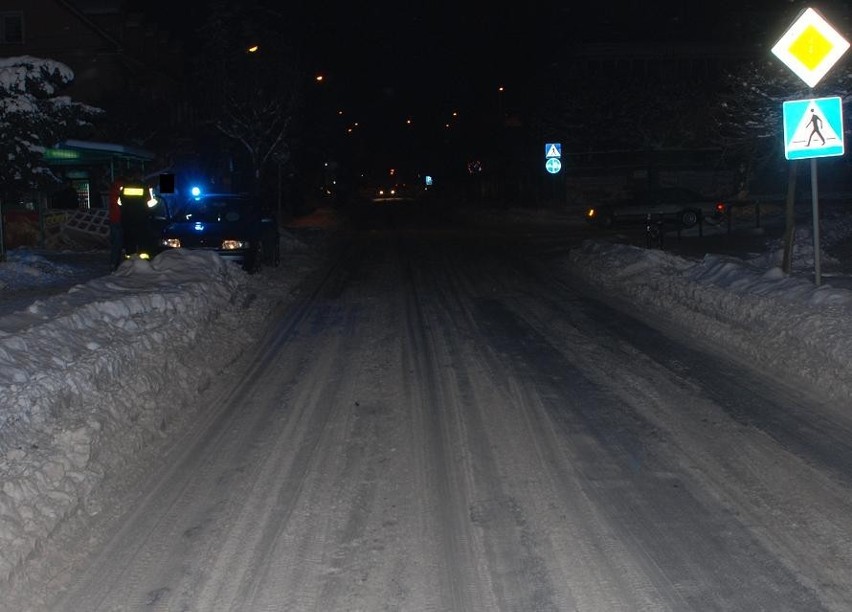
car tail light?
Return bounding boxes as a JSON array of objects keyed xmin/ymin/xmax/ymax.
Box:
[{"xmin": 715, "ymin": 202, "xmax": 727, "ymax": 215}]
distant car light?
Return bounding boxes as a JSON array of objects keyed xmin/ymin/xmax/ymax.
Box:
[
  {"xmin": 124, "ymin": 251, "xmax": 152, "ymax": 260},
  {"xmin": 221, "ymin": 240, "xmax": 249, "ymax": 250},
  {"xmin": 162, "ymin": 238, "xmax": 181, "ymax": 248}
]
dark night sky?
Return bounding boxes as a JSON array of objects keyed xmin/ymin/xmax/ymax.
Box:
[
  {"xmin": 299, "ymin": 4, "xmax": 541, "ymax": 120},
  {"xmin": 294, "ymin": 2, "xmax": 826, "ymax": 129},
  {"xmin": 138, "ymin": 1, "xmax": 834, "ymax": 117},
  {"xmin": 139, "ymin": 2, "xmax": 827, "ymax": 98},
  {"xmin": 139, "ymin": 1, "xmax": 780, "ymax": 118},
  {"xmin": 134, "ymin": 1, "xmax": 845, "ymax": 172}
]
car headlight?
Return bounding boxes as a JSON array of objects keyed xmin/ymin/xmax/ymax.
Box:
[
  {"xmin": 221, "ymin": 240, "xmax": 249, "ymax": 250},
  {"xmin": 162, "ymin": 238, "xmax": 181, "ymax": 248}
]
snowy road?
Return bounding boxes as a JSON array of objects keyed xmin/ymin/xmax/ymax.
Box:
[{"xmin": 28, "ymin": 217, "xmax": 852, "ymax": 610}]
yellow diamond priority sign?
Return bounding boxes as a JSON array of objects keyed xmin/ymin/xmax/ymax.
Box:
[{"xmin": 772, "ymin": 7, "xmax": 849, "ymax": 88}]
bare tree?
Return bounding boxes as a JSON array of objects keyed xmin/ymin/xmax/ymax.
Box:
[
  {"xmin": 193, "ymin": 0, "xmax": 303, "ymax": 203},
  {"xmin": 711, "ymin": 58, "xmax": 852, "ymax": 272}
]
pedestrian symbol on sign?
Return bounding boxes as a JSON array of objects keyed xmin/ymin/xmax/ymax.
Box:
[{"xmin": 806, "ymin": 110, "xmax": 825, "ymax": 146}]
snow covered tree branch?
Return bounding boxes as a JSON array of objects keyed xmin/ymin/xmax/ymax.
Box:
[{"xmin": 0, "ymin": 56, "xmax": 102, "ymax": 195}]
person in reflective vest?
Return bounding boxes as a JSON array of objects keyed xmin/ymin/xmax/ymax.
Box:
[
  {"xmin": 109, "ymin": 178, "xmax": 124, "ymax": 270},
  {"xmin": 119, "ymin": 183, "xmax": 160, "ymax": 260}
]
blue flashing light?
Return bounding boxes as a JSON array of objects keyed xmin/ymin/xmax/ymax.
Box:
[{"xmin": 190, "ymin": 186, "xmax": 202, "ymax": 197}]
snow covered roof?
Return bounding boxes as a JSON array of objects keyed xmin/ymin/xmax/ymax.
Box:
[{"xmin": 44, "ymin": 139, "xmax": 155, "ymax": 165}]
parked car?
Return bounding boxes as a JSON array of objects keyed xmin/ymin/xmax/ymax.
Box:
[
  {"xmin": 160, "ymin": 192, "xmax": 279, "ymax": 273},
  {"xmin": 586, "ymin": 187, "xmax": 728, "ymax": 229}
]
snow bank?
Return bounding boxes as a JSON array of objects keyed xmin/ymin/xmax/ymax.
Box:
[
  {"xmin": 0, "ymin": 250, "xmax": 262, "ymax": 582},
  {"xmin": 565, "ymin": 240, "xmax": 852, "ymax": 403}
]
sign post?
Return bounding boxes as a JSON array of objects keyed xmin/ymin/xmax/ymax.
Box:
[{"xmin": 772, "ymin": 7, "xmax": 849, "ymax": 286}]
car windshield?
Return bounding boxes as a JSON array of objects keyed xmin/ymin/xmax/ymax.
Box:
[{"xmin": 172, "ymin": 197, "xmax": 249, "ymax": 223}]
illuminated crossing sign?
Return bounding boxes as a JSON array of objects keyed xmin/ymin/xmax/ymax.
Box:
[
  {"xmin": 544, "ymin": 142, "xmax": 562, "ymax": 174},
  {"xmin": 782, "ymin": 96, "xmax": 844, "ymax": 160}
]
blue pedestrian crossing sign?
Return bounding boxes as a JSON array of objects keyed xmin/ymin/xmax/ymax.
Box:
[
  {"xmin": 782, "ymin": 97, "xmax": 844, "ymax": 160},
  {"xmin": 545, "ymin": 143, "xmax": 561, "ymax": 158}
]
